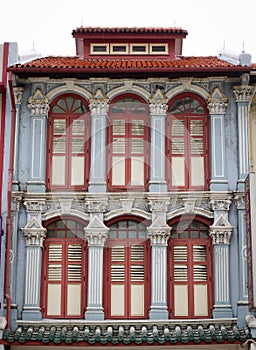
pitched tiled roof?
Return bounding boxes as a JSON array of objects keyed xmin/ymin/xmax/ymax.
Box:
[
  {"xmin": 8, "ymin": 56, "xmax": 250, "ymax": 77},
  {"xmin": 1, "ymin": 321, "xmax": 251, "ymax": 346},
  {"xmin": 72, "ymin": 27, "xmax": 188, "ymax": 35}
]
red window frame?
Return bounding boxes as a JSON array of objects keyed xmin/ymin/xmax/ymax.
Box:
[
  {"xmin": 168, "ymin": 216, "xmax": 213, "ymax": 319},
  {"xmin": 107, "ymin": 94, "xmax": 150, "ymax": 191},
  {"xmin": 47, "ymin": 93, "xmax": 91, "ymax": 191},
  {"xmin": 166, "ymin": 93, "xmax": 209, "ymax": 191},
  {"xmin": 104, "ymin": 217, "xmax": 151, "ymax": 319},
  {"xmin": 41, "ymin": 218, "xmax": 87, "ymax": 319}
]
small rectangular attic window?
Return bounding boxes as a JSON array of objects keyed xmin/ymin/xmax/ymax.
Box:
[
  {"xmin": 150, "ymin": 44, "xmax": 168, "ymax": 54},
  {"xmin": 130, "ymin": 44, "xmax": 148, "ymax": 54},
  {"xmin": 110, "ymin": 44, "xmax": 128, "ymax": 54},
  {"xmin": 90, "ymin": 44, "xmax": 109, "ymax": 54}
]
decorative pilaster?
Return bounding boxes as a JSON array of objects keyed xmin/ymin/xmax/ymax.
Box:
[
  {"xmin": 84, "ymin": 200, "xmax": 109, "ymax": 320},
  {"xmin": 12, "ymin": 87, "xmax": 24, "ymax": 190},
  {"xmin": 27, "ymin": 89, "xmax": 49, "ymax": 192},
  {"xmin": 210, "ymin": 198, "xmax": 233, "ymax": 318},
  {"xmin": 233, "ymin": 85, "xmax": 253, "ymax": 190},
  {"xmin": 148, "ymin": 88, "xmax": 168, "ymax": 192},
  {"xmin": 207, "ymin": 87, "xmax": 229, "ymax": 191},
  {"xmin": 148, "ymin": 198, "xmax": 170, "ymax": 319},
  {"xmin": 234, "ymin": 193, "xmax": 249, "ymax": 325},
  {"xmin": 21, "ymin": 216, "xmax": 46, "ymax": 320},
  {"xmin": 88, "ymin": 89, "xmax": 109, "ymax": 192}
]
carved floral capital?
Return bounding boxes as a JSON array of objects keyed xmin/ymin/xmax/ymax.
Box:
[
  {"xmin": 13, "ymin": 87, "xmax": 24, "ymax": 105},
  {"xmin": 21, "ymin": 217, "xmax": 46, "ymax": 247},
  {"xmin": 210, "ymin": 227, "xmax": 232, "ymax": 245},
  {"xmin": 27, "ymin": 89, "xmax": 49, "ymax": 116},
  {"xmin": 233, "ymin": 86, "xmax": 253, "ymax": 102},
  {"xmin": 23, "ymin": 200, "xmax": 46, "ymax": 213}
]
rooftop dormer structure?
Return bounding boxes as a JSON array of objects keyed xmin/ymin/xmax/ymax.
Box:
[{"xmin": 72, "ymin": 27, "xmax": 188, "ymax": 59}]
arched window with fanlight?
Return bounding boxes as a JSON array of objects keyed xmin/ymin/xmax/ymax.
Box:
[
  {"xmin": 166, "ymin": 93, "xmax": 209, "ymax": 190},
  {"xmin": 41, "ymin": 218, "xmax": 87, "ymax": 319},
  {"xmin": 104, "ymin": 218, "xmax": 150, "ymax": 319},
  {"xmin": 47, "ymin": 94, "xmax": 90, "ymax": 190},
  {"xmin": 107, "ymin": 94, "xmax": 150, "ymax": 191},
  {"xmin": 168, "ymin": 217, "xmax": 213, "ymax": 319}
]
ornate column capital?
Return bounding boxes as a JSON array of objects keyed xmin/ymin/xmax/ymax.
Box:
[
  {"xmin": 23, "ymin": 199, "xmax": 46, "ymax": 214},
  {"xmin": 147, "ymin": 216, "xmax": 171, "ymax": 246},
  {"xmin": 207, "ymin": 87, "xmax": 228, "ymax": 114},
  {"xmin": 27, "ymin": 89, "xmax": 49, "ymax": 116},
  {"xmin": 233, "ymin": 86, "xmax": 253, "ymax": 102},
  {"xmin": 21, "ymin": 217, "xmax": 46, "ymax": 247},
  {"xmin": 210, "ymin": 213, "xmax": 233, "ymax": 245},
  {"xmin": 234, "ymin": 193, "xmax": 245, "ymax": 210},
  {"xmin": 84, "ymin": 216, "xmax": 109, "ymax": 246},
  {"xmin": 210, "ymin": 227, "xmax": 232, "ymax": 245},
  {"xmin": 210, "ymin": 199, "xmax": 231, "ymax": 211},
  {"xmin": 149, "ymin": 88, "xmax": 168, "ymax": 115},
  {"xmin": 89, "ymin": 88, "xmax": 109, "ymax": 115},
  {"xmin": 13, "ymin": 86, "xmax": 24, "ymax": 105}
]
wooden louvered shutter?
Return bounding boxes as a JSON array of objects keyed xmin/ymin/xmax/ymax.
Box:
[
  {"xmin": 171, "ymin": 119, "xmax": 185, "ymax": 187},
  {"xmin": 173, "ymin": 245, "xmax": 189, "ymax": 317},
  {"xmin": 66, "ymin": 243, "xmax": 83, "ymax": 316},
  {"xmin": 47, "ymin": 243, "xmax": 63, "ymax": 316},
  {"xmin": 110, "ymin": 245, "xmax": 125, "ymax": 316},
  {"xmin": 130, "ymin": 244, "xmax": 145, "ymax": 316},
  {"xmin": 190, "ymin": 119, "xmax": 205, "ymax": 187},
  {"xmin": 45, "ymin": 240, "xmax": 85, "ymax": 318},
  {"xmin": 192, "ymin": 244, "xmax": 209, "ymax": 316}
]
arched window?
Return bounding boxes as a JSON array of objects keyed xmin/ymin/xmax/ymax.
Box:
[
  {"xmin": 168, "ymin": 217, "xmax": 213, "ymax": 318},
  {"xmin": 104, "ymin": 218, "xmax": 150, "ymax": 319},
  {"xmin": 47, "ymin": 94, "xmax": 90, "ymax": 190},
  {"xmin": 41, "ymin": 218, "xmax": 87, "ymax": 319},
  {"xmin": 107, "ymin": 94, "xmax": 150, "ymax": 191},
  {"xmin": 166, "ymin": 93, "xmax": 209, "ymax": 190}
]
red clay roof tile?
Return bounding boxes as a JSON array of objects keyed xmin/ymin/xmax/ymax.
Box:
[
  {"xmin": 72, "ymin": 27, "xmax": 188, "ymax": 35},
  {"xmin": 8, "ymin": 56, "xmax": 251, "ymax": 76}
]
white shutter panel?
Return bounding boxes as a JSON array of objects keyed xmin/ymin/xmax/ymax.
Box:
[{"xmin": 131, "ymin": 245, "xmax": 144, "ymax": 282}]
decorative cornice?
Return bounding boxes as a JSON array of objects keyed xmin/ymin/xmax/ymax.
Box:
[
  {"xmin": 27, "ymin": 89, "xmax": 49, "ymax": 116},
  {"xmin": 233, "ymin": 86, "xmax": 253, "ymax": 102},
  {"xmin": 21, "ymin": 217, "xmax": 46, "ymax": 247},
  {"xmin": 86, "ymin": 200, "xmax": 108, "ymax": 213},
  {"xmin": 13, "ymin": 86, "xmax": 24, "ymax": 105}
]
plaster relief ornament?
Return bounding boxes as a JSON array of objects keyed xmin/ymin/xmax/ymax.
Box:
[
  {"xmin": 21, "ymin": 217, "xmax": 46, "ymax": 247},
  {"xmin": 27, "ymin": 89, "xmax": 49, "ymax": 116},
  {"xmin": 207, "ymin": 87, "xmax": 228, "ymax": 114}
]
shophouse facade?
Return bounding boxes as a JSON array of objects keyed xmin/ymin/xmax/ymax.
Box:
[{"xmin": 0, "ymin": 27, "xmax": 256, "ymax": 349}]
